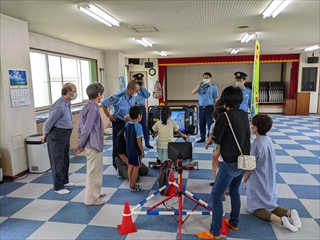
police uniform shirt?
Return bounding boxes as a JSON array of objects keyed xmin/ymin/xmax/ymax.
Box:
[
  {"xmin": 136, "ymin": 88, "xmax": 151, "ymax": 105},
  {"xmin": 101, "ymin": 90, "xmax": 136, "ymax": 121},
  {"xmin": 197, "ymin": 83, "xmax": 219, "ymax": 106},
  {"xmin": 240, "ymin": 87, "xmax": 252, "ymax": 114}
]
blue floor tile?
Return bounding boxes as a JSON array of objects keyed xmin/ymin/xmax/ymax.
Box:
[
  {"xmin": 311, "ymin": 174, "xmax": 320, "ymax": 182},
  {"xmin": 77, "ymin": 225, "xmax": 127, "ymax": 240},
  {"xmin": 102, "ymin": 175, "xmax": 125, "ymax": 188},
  {"xmin": 277, "ymin": 198, "xmax": 312, "ymax": 218},
  {"xmin": 314, "ymin": 218, "xmax": 320, "ymax": 227},
  {"xmin": 274, "ymin": 149, "xmax": 290, "ymax": 156},
  {"xmin": 106, "ymin": 188, "xmax": 151, "ymax": 206},
  {"xmin": 275, "ymin": 163, "xmax": 308, "ymax": 173},
  {"xmin": 70, "ymin": 155, "xmax": 87, "ymax": 163},
  {"xmin": 0, "ymin": 181, "xmax": 26, "ymax": 196},
  {"xmin": 0, "ymin": 197, "xmax": 34, "ymax": 217},
  {"xmin": 288, "ymin": 185, "xmax": 320, "ymax": 200},
  {"xmin": 188, "ymin": 169, "xmax": 212, "ymax": 179},
  {"xmin": 278, "ymin": 144, "xmax": 306, "ymax": 150},
  {"xmin": 227, "ymin": 213, "xmax": 277, "ymax": 239},
  {"xmin": 49, "ymin": 201, "xmax": 103, "ymax": 224},
  {"xmin": 102, "ymin": 151, "xmax": 113, "ymax": 156},
  {"xmin": 30, "ymin": 172, "xmax": 53, "ymax": 184},
  {"xmin": 0, "ymin": 218, "xmax": 45, "ymax": 239},
  {"xmin": 275, "ymin": 172, "xmax": 286, "ymax": 183},
  {"xmin": 38, "ymin": 185, "xmax": 85, "ymax": 201},
  {"xmin": 292, "ymin": 156, "xmax": 319, "ymax": 164}
]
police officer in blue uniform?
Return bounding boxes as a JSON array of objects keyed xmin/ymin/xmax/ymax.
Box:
[
  {"xmin": 234, "ymin": 71, "xmax": 253, "ymax": 119},
  {"xmin": 101, "ymin": 81, "xmax": 140, "ymax": 170},
  {"xmin": 133, "ymin": 73, "xmax": 153, "ymax": 149},
  {"xmin": 192, "ymin": 72, "xmax": 219, "ymax": 143}
]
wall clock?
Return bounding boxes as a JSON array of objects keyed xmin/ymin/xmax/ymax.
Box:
[{"xmin": 149, "ymin": 68, "xmax": 156, "ymax": 76}]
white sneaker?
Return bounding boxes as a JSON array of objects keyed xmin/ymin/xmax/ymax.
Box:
[
  {"xmin": 64, "ymin": 182, "xmax": 75, "ymax": 186},
  {"xmin": 290, "ymin": 209, "xmax": 302, "ymax": 228},
  {"xmin": 55, "ymin": 189, "xmax": 70, "ymax": 194},
  {"xmin": 281, "ymin": 216, "xmax": 298, "ymax": 232}
]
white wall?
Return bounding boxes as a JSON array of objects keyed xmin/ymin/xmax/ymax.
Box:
[
  {"xmin": 0, "ymin": 14, "xmax": 37, "ymax": 176},
  {"xmin": 298, "ymin": 52, "xmax": 320, "ymax": 113},
  {"xmin": 104, "ymin": 51, "xmax": 126, "ymax": 97}
]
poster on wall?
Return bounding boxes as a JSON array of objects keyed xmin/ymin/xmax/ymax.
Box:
[
  {"xmin": 118, "ymin": 76, "xmax": 125, "ymax": 90},
  {"xmin": 9, "ymin": 69, "xmax": 30, "ymax": 107}
]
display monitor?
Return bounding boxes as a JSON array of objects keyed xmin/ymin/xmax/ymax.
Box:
[
  {"xmin": 168, "ymin": 142, "xmax": 192, "ymax": 160},
  {"xmin": 165, "ymin": 110, "xmax": 185, "ymax": 132}
]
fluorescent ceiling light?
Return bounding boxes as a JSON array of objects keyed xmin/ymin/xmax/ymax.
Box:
[
  {"xmin": 230, "ymin": 48, "xmax": 240, "ymax": 54},
  {"xmin": 305, "ymin": 45, "xmax": 320, "ymax": 51},
  {"xmin": 135, "ymin": 38, "xmax": 153, "ymax": 47},
  {"xmin": 240, "ymin": 33, "xmax": 255, "ymax": 43},
  {"xmin": 78, "ymin": 3, "xmax": 120, "ymax": 27},
  {"xmin": 262, "ymin": 0, "xmax": 292, "ymax": 18},
  {"xmin": 157, "ymin": 51, "xmax": 167, "ymax": 56}
]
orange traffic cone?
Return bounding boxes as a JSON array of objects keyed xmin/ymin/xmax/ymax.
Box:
[
  {"xmin": 220, "ymin": 215, "xmax": 230, "ymax": 236},
  {"xmin": 117, "ymin": 201, "xmax": 137, "ymax": 235},
  {"xmin": 165, "ymin": 172, "xmax": 176, "ymax": 196}
]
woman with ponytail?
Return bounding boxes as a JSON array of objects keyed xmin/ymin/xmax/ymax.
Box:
[{"xmin": 152, "ymin": 106, "xmax": 188, "ymax": 165}]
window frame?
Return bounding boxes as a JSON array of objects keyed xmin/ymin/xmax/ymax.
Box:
[{"xmin": 30, "ymin": 48, "xmax": 98, "ymax": 112}]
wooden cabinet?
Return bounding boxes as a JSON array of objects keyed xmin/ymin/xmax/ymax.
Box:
[
  {"xmin": 294, "ymin": 92, "xmax": 310, "ymax": 115},
  {"xmin": 283, "ymin": 99, "xmax": 297, "ymax": 115}
]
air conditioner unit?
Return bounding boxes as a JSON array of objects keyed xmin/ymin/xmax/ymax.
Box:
[{"xmin": 128, "ymin": 58, "xmax": 141, "ymax": 65}]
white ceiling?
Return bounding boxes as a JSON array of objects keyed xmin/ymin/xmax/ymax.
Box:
[{"xmin": 1, "ymin": 0, "xmax": 319, "ymax": 58}]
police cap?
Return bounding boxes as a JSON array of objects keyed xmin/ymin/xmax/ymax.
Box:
[
  {"xmin": 234, "ymin": 71, "xmax": 247, "ymax": 79},
  {"xmin": 133, "ymin": 73, "xmax": 144, "ymax": 80}
]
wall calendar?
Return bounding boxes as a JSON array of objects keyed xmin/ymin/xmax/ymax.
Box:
[{"xmin": 9, "ymin": 69, "xmax": 30, "ymax": 107}]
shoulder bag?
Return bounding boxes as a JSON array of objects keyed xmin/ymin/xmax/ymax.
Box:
[{"xmin": 224, "ymin": 112, "xmax": 256, "ymax": 170}]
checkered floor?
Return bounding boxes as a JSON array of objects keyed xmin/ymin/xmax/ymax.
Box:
[{"xmin": 1, "ymin": 115, "xmax": 319, "ymax": 240}]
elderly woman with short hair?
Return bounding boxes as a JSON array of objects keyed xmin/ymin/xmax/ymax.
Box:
[{"xmin": 74, "ymin": 82, "xmax": 106, "ymax": 205}]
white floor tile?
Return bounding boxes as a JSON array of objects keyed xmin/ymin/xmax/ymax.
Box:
[
  {"xmin": 272, "ymin": 140, "xmax": 298, "ymax": 145},
  {"xmin": 89, "ymin": 204, "xmax": 139, "ymax": 227},
  {"xmin": 276, "ymin": 184, "xmax": 297, "ymax": 199},
  {"xmin": 68, "ymin": 163, "xmax": 85, "ymax": 173},
  {"xmin": 68, "ymin": 173, "xmax": 86, "ymax": 186},
  {"xmin": 279, "ymin": 173, "xmax": 319, "ymax": 185},
  {"xmin": 273, "ymin": 218, "xmax": 319, "ymax": 239},
  {"xmin": 299, "ymin": 199, "xmax": 320, "ymax": 218},
  {"xmin": 14, "ymin": 173, "xmax": 47, "ymax": 183},
  {"xmin": 7, "ymin": 183, "xmax": 52, "ymax": 199},
  {"xmin": 27, "ymin": 222, "xmax": 86, "ymax": 240},
  {"xmin": 301, "ymin": 164, "xmax": 320, "ymax": 174},
  {"xmin": 275, "ymin": 156, "xmax": 298, "ymax": 164},
  {"xmin": 186, "ymin": 179, "xmax": 214, "ymax": 194},
  {"xmin": 285, "ymin": 150, "xmax": 315, "ymax": 157},
  {"xmin": 0, "ymin": 217, "xmax": 8, "ymax": 224},
  {"xmin": 11, "ymin": 199, "xmax": 68, "ymax": 221},
  {"xmin": 302, "ymin": 145, "xmax": 320, "ymax": 150},
  {"xmin": 126, "ymin": 229, "xmax": 178, "ymax": 240},
  {"xmin": 289, "ymin": 136, "xmax": 313, "ymax": 140},
  {"xmin": 102, "ymin": 156, "xmax": 113, "ymax": 165}
]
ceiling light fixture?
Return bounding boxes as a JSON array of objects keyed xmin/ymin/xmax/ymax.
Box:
[
  {"xmin": 230, "ymin": 48, "xmax": 240, "ymax": 54},
  {"xmin": 305, "ymin": 45, "xmax": 320, "ymax": 51},
  {"xmin": 240, "ymin": 33, "xmax": 255, "ymax": 43},
  {"xmin": 262, "ymin": 0, "xmax": 292, "ymax": 18},
  {"xmin": 78, "ymin": 3, "xmax": 120, "ymax": 27},
  {"xmin": 157, "ymin": 51, "xmax": 167, "ymax": 57},
  {"xmin": 135, "ymin": 38, "xmax": 153, "ymax": 47}
]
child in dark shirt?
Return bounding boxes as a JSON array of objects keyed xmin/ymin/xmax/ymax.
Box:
[{"xmin": 124, "ymin": 106, "xmax": 145, "ymax": 191}]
